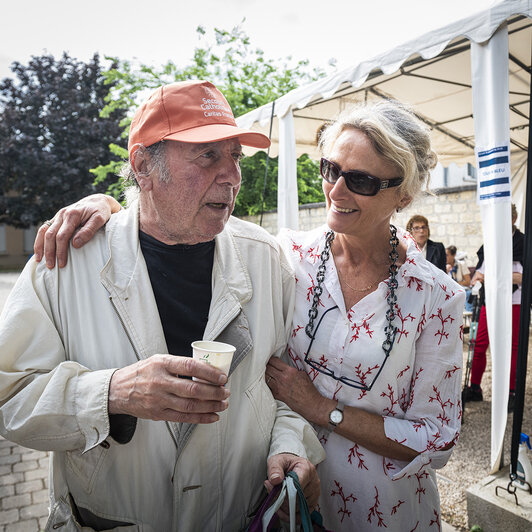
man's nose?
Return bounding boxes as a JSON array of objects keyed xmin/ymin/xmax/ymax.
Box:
[{"xmin": 216, "ymin": 156, "xmax": 242, "ymax": 186}]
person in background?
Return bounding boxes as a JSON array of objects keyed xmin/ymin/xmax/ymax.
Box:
[
  {"xmin": 406, "ymin": 214, "xmax": 446, "ymax": 272},
  {"xmin": 446, "ymin": 245, "xmax": 471, "ymax": 287},
  {"xmin": 462, "ymin": 203, "xmax": 524, "ymax": 412},
  {"xmin": 37, "ymin": 100, "xmax": 466, "ymax": 531},
  {"xmin": 447, "ymin": 245, "xmax": 473, "ymax": 312},
  {"xmin": 0, "ymin": 80, "xmax": 323, "ymax": 531}
]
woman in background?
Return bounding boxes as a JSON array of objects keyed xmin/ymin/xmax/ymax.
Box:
[
  {"xmin": 406, "ymin": 214, "xmax": 446, "ymax": 272},
  {"xmin": 462, "ymin": 203, "xmax": 523, "ymax": 412}
]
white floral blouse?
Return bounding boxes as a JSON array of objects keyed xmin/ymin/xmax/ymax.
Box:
[{"xmin": 278, "ymin": 225, "xmax": 465, "ymax": 532}]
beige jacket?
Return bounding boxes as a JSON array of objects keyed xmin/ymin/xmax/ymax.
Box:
[{"xmin": 0, "ymin": 204, "xmax": 324, "ymax": 531}]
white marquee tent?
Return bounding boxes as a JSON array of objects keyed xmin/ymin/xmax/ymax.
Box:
[
  {"xmin": 238, "ymin": 0, "xmax": 530, "ymax": 229},
  {"xmin": 237, "ymin": 0, "xmax": 531, "ymax": 471}
]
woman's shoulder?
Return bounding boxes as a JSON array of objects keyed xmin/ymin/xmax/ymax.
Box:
[
  {"xmin": 423, "ymin": 262, "xmax": 466, "ymax": 311},
  {"xmin": 278, "ymin": 224, "xmax": 328, "ymax": 242},
  {"xmin": 277, "ymin": 225, "xmax": 331, "ymax": 264},
  {"xmin": 400, "ymin": 228, "xmax": 462, "ymax": 293}
]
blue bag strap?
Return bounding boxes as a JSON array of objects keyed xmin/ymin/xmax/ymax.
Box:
[
  {"xmin": 247, "ymin": 471, "xmax": 327, "ymax": 532},
  {"xmin": 286, "ymin": 471, "xmax": 313, "ymax": 532}
]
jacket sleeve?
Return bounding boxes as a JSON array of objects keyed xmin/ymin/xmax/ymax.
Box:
[
  {"xmin": 383, "ymin": 279, "xmax": 465, "ymax": 478},
  {"xmin": 0, "ymin": 260, "xmax": 114, "ymax": 453},
  {"xmin": 436, "ymin": 242, "xmax": 447, "ymax": 272},
  {"xmin": 267, "ymin": 245, "xmax": 326, "ymax": 466}
]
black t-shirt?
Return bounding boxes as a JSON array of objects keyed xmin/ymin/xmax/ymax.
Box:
[
  {"xmin": 109, "ymin": 232, "xmax": 215, "ymax": 444},
  {"xmin": 139, "ymin": 231, "xmax": 215, "ymax": 357}
]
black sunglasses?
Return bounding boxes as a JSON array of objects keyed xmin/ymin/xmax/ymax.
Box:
[
  {"xmin": 320, "ymin": 158, "xmax": 403, "ymax": 196},
  {"xmin": 304, "ymin": 306, "xmax": 397, "ymax": 391}
]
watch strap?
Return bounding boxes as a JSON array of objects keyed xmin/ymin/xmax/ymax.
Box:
[{"xmin": 327, "ymin": 401, "xmax": 345, "ymax": 432}]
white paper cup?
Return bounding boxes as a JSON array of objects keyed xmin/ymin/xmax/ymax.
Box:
[{"xmin": 191, "ymin": 340, "xmax": 236, "ymax": 382}]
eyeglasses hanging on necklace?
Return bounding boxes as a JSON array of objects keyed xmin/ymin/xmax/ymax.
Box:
[{"xmin": 303, "ymin": 226, "xmax": 399, "ymax": 391}]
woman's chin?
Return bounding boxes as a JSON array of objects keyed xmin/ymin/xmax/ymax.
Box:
[{"xmin": 327, "ymin": 211, "xmax": 359, "ymax": 235}]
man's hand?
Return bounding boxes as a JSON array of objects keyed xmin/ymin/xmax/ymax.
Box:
[
  {"xmin": 109, "ymin": 354, "xmax": 230, "ymax": 424},
  {"xmin": 265, "ymin": 453, "xmax": 320, "ymax": 520},
  {"xmin": 34, "ymin": 193, "xmax": 120, "ymax": 269}
]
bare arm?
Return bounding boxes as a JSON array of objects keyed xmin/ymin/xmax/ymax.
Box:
[
  {"xmin": 265, "ymin": 357, "xmax": 418, "ymax": 462},
  {"xmin": 513, "ymin": 271, "xmax": 522, "ymax": 285},
  {"xmin": 471, "ymin": 270, "xmax": 484, "ymax": 285},
  {"xmin": 34, "ymin": 194, "xmax": 120, "ymax": 268},
  {"xmin": 470, "ymin": 269, "xmax": 520, "ymax": 286},
  {"xmin": 460, "ymin": 272, "xmax": 471, "ymax": 287}
]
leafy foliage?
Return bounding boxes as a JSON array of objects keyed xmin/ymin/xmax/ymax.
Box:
[
  {"xmin": 236, "ymin": 153, "xmax": 323, "ymax": 216},
  {"xmin": 94, "ymin": 25, "xmax": 331, "ymax": 212},
  {"xmin": 0, "ymin": 53, "xmax": 127, "ymax": 228}
]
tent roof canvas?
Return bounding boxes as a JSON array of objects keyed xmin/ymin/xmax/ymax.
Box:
[{"xmin": 236, "ymin": 0, "xmax": 531, "ymax": 174}]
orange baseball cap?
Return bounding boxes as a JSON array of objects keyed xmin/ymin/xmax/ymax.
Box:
[{"xmin": 128, "ymin": 80, "xmax": 270, "ymax": 159}]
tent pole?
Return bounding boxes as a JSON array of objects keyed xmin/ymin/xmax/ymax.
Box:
[
  {"xmin": 509, "ymin": 44, "xmax": 532, "ymax": 482},
  {"xmin": 259, "ymin": 101, "xmax": 275, "ymax": 227}
]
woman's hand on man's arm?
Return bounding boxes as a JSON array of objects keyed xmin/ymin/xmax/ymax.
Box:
[
  {"xmin": 34, "ymin": 194, "xmax": 120, "ymax": 268},
  {"xmin": 265, "ymin": 356, "xmax": 418, "ymax": 462}
]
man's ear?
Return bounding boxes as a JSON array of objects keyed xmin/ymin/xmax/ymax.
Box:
[{"xmin": 131, "ymin": 146, "xmax": 153, "ymax": 191}]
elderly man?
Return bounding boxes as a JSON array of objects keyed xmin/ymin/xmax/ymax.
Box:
[{"xmin": 0, "ymin": 81, "xmax": 323, "ymax": 531}]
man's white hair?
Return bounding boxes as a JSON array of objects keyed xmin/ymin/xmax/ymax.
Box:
[{"xmin": 121, "ymin": 141, "xmax": 169, "ymax": 206}]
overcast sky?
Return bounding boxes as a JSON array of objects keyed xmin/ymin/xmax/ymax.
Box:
[{"xmin": 1, "ymin": 0, "xmax": 498, "ymax": 82}]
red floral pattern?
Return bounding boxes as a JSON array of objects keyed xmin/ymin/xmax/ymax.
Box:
[
  {"xmin": 279, "ymin": 225, "xmax": 465, "ymax": 531},
  {"xmin": 331, "ymin": 480, "xmax": 357, "ymax": 523}
]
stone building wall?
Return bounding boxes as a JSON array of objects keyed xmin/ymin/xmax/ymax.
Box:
[
  {"xmin": 0, "ymin": 226, "xmax": 31, "ymax": 270},
  {"xmin": 0, "ymin": 185, "xmax": 486, "ymax": 271},
  {"xmin": 241, "ymin": 185, "xmax": 484, "ymax": 267}
]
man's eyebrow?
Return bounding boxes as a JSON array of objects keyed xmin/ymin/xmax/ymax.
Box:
[
  {"xmin": 190, "ymin": 143, "xmax": 217, "ymax": 153},
  {"xmin": 190, "ymin": 141, "xmax": 243, "ymax": 153}
]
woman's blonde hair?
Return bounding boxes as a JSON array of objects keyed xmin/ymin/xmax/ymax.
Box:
[{"xmin": 318, "ymin": 99, "xmax": 437, "ymax": 201}]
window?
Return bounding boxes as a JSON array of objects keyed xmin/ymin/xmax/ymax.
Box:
[
  {"xmin": 0, "ymin": 225, "xmax": 6, "ymax": 253},
  {"xmin": 23, "ymin": 226, "xmax": 37, "ymax": 254}
]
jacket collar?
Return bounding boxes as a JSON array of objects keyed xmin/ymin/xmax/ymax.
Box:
[
  {"xmin": 100, "ymin": 202, "xmax": 167, "ymax": 360},
  {"xmin": 101, "ymin": 200, "xmax": 143, "ymax": 296},
  {"xmin": 101, "ymin": 204, "xmax": 253, "ymax": 343},
  {"xmin": 102, "ymin": 203, "xmax": 252, "ymax": 303},
  {"xmin": 203, "ymin": 217, "xmax": 253, "ymax": 340}
]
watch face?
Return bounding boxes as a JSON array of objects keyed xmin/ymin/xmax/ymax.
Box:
[{"xmin": 330, "ymin": 409, "xmax": 343, "ymax": 424}]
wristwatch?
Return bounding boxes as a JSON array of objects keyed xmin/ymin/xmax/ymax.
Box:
[{"xmin": 328, "ymin": 401, "xmax": 344, "ymax": 432}]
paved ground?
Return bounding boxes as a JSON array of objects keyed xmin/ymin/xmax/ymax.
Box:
[
  {"xmin": 0, "ymin": 271, "xmax": 458, "ymax": 531},
  {"xmin": 0, "ymin": 439, "xmax": 48, "ymax": 531},
  {"xmin": 0, "ymin": 273, "xmax": 49, "ymax": 531}
]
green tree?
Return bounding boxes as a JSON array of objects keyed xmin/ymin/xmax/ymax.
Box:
[
  {"xmin": 0, "ymin": 53, "xmax": 127, "ymax": 228},
  {"xmin": 236, "ymin": 154, "xmax": 323, "ymax": 216},
  {"xmin": 92, "ymin": 25, "xmax": 331, "ymax": 214}
]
